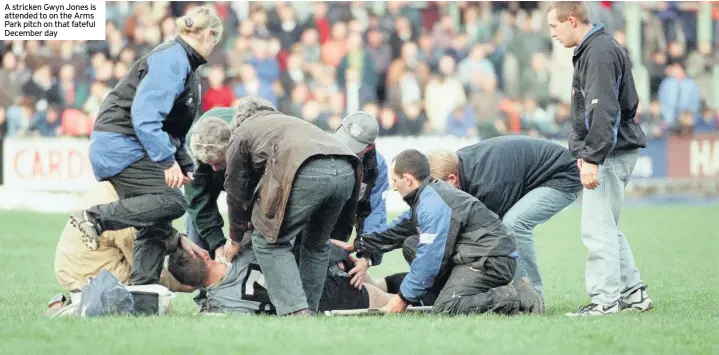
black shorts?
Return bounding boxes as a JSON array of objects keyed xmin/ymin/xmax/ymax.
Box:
[
  {"xmin": 384, "ymin": 272, "xmax": 438, "ymax": 306},
  {"xmin": 318, "ymin": 271, "xmax": 369, "ymax": 311}
]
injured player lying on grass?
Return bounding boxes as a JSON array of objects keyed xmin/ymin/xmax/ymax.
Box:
[{"xmin": 168, "ymin": 243, "xmax": 393, "ymax": 315}]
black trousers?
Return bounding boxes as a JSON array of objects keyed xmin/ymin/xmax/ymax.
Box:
[
  {"xmin": 399, "ymin": 235, "xmax": 521, "ymax": 315},
  {"xmin": 87, "ymin": 157, "xmax": 186, "ymax": 285}
]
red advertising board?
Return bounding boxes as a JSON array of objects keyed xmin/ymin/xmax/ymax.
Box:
[{"xmin": 667, "ymin": 133, "xmax": 719, "ymax": 178}]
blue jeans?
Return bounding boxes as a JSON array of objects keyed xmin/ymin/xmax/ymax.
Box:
[
  {"xmin": 502, "ymin": 187, "xmax": 579, "ymax": 296},
  {"xmin": 252, "ymin": 157, "xmax": 356, "ymax": 315},
  {"xmin": 581, "ymin": 149, "xmax": 644, "ymax": 306}
]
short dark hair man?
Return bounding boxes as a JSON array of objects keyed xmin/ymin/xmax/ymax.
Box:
[
  {"xmin": 547, "ymin": 1, "xmax": 652, "ymax": 316},
  {"xmin": 341, "ymin": 149, "xmax": 544, "ymax": 315}
]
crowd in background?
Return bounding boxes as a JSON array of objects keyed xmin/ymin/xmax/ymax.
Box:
[{"xmin": 0, "ymin": 1, "xmax": 717, "ymax": 143}]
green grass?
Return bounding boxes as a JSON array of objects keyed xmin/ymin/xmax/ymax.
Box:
[{"xmin": 0, "ymin": 205, "xmax": 717, "ymax": 354}]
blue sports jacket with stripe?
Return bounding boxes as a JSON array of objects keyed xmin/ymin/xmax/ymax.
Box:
[{"xmin": 353, "ymin": 178, "xmax": 517, "ymax": 303}]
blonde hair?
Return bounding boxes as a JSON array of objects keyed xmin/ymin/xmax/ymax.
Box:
[
  {"xmin": 176, "ymin": 6, "xmax": 223, "ymax": 42},
  {"xmin": 427, "ymin": 149, "xmax": 459, "ymax": 181},
  {"xmin": 547, "ymin": 1, "xmax": 590, "ymax": 24}
]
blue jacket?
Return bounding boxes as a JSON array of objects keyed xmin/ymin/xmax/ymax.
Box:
[
  {"xmin": 90, "ymin": 37, "xmax": 205, "ymax": 180},
  {"xmin": 354, "ymin": 178, "xmax": 517, "ymax": 302},
  {"xmin": 361, "ymin": 151, "xmax": 389, "ymax": 234}
]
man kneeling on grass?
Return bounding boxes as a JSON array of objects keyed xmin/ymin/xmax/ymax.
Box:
[
  {"xmin": 167, "ymin": 242, "xmax": 393, "ymax": 315},
  {"xmin": 48, "ymin": 182, "xmax": 204, "ymax": 315},
  {"xmin": 336, "ymin": 149, "xmax": 544, "ymax": 315}
]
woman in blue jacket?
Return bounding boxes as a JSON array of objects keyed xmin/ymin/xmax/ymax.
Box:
[{"xmin": 70, "ymin": 6, "xmax": 223, "ymax": 287}]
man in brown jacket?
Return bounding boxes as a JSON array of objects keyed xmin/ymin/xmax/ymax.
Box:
[{"xmin": 189, "ymin": 96, "xmax": 362, "ymax": 316}]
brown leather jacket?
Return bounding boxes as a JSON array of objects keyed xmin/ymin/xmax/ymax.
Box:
[{"xmin": 225, "ymin": 110, "xmax": 363, "ymax": 243}]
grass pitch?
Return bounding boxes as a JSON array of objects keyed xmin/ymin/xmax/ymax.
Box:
[{"xmin": 0, "ymin": 205, "xmax": 717, "ymax": 354}]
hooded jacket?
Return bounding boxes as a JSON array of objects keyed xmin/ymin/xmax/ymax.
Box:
[{"xmin": 570, "ymin": 23, "xmax": 646, "ymax": 165}]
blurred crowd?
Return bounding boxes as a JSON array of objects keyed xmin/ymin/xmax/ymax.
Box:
[{"xmin": 0, "ymin": 1, "xmax": 717, "ymax": 142}]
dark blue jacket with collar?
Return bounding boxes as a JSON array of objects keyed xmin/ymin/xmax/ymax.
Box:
[
  {"xmin": 89, "ymin": 36, "xmax": 206, "ymax": 180},
  {"xmin": 570, "ymin": 23, "xmax": 646, "ymax": 165}
]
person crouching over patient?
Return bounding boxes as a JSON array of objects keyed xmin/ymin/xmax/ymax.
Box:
[{"xmin": 49, "ymin": 182, "xmax": 201, "ymax": 314}]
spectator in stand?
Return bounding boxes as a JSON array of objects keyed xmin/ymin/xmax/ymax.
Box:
[
  {"xmin": 322, "ymin": 21, "xmax": 349, "ymax": 68},
  {"xmin": 22, "ymin": 63, "xmax": 66, "ymax": 112},
  {"xmin": 686, "ymin": 41, "xmax": 717, "ymax": 109},
  {"xmin": 378, "ymin": 106, "xmax": 399, "ymax": 136},
  {"xmin": 337, "ymin": 31, "xmax": 379, "ymax": 91},
  {"xmin": 249, "ymin": 38, "xmax": 280, "ymax": 83},
  {"xmin": 638, "ymin": 99, "xmax": 667, "ymax": 139},
  {"xmin": 695, "ymin": 108, "xmax": 719, "ymax": 133},
  {"xmin": 31, "ymin": 104, "xmax": 63, "ymax": 137},
  {"xmin": 306, "ymin": 3, "xmax": 331, "ymax": 44},
  {"xmin": 365, "ymin": 27, "xmax": 393, "ymax": 86},
  {"xmin": 458, "ymin": 43, "xmax": 496, "ymax": 90},
  {"xmin": 58, "ymin": 64, "xmax": 89, "ymax": 110},
  {"xmin": 234, "ymin": 63, "xmax": 277, "ymax": 108},
  {"xmin": 279, "ymin": 83, "xmax": 308, "ymax": 119},
  {"xmin": 202, "ymin": 66, "xmax": 234, "ymax": 113},
  {"xmin": 397, "ymin": 100, "xmax": 428, "ymax": 136},
  {"xmin": 343, "ymin": 67, "xmax": 377, "ymax": 115},
  {"xmin": 424, "ymin": 55, "xmax": 466, "ymax": 134},
  {"xmin": 648, "ymin": 50, "xmax": 668, "ymax": 97},
  {"xmin": 83, "ymin": 81, "xmax": 110, "ymax": 121},
  {"xmin": 0, "ymin": 52, "xmax": 27, "ymax": 108},
  {"xmin": 273, "ymin": 5, "xmax": 303, "ymax": 50},
  {"xmin": 520, "ymin": 53, "xmax": 552, "ymax": 106},
  {"xmin": 299, "ymin": 28, "xmax": 322, "ymax": 67},
  {"xmin": 446, "ymin": 106, "xmax": 478, "ymax": 138},
  {"xmin": 671, "ymin": 111, "xmax": 696, "ymax": 136},
  {"xmin": 388, "ymin": 16, "xmax": 416, "ymax": 60},
  {"xmin": 279, "ymin": 53, "xmax": 308, "ymax": 93},
  {"xmin": 658, "ymin": 62, "xmax": 702, "ymax": 126},
  {"xmin": 5, "ymin": 98, "xmax": 35, "ymax": 137}
]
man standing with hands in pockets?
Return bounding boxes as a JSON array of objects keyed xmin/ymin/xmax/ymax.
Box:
[{"xmin": 547, "ymin": 1, "xmax": 653, "ymax": 316}]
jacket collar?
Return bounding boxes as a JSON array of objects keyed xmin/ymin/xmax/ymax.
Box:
[
  {"xmin": 573, "ymin": 23, "xmax": 605, "ymax": 57},
  {"xmin": 176, "ymin": 36, "xmax": 207, "ymax": 70},
  {"xmin": 402, "ymin": 177, "xmax": 433, "ymax": 207},
  {"xmin": 456, "ymin": 155, "xmax": 468, "ymax": 191}
]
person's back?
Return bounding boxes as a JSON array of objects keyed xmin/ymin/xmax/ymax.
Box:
[
  {"xmin": 456, "ymin": 136, "xmax": 580, "ymax": 218},
  {"xmin": 226, "ymin": 107, "xmax": 362, "ymax": 245},
  {"xmin": 425, "ymin": 179, "xmax": 516, "ymax": 266}
]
